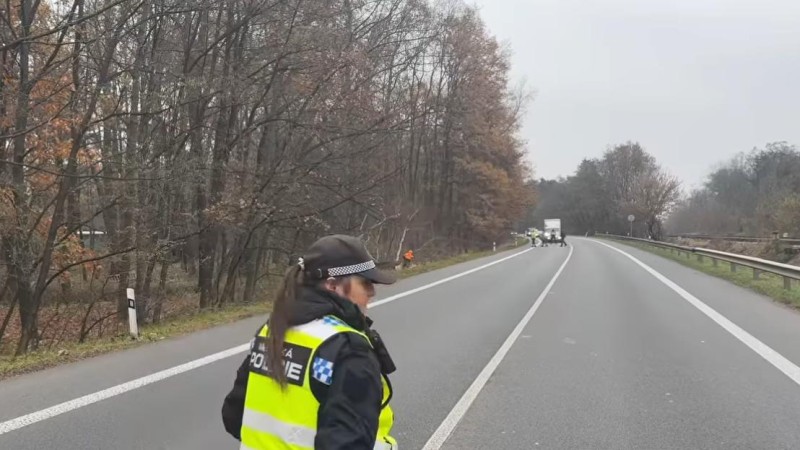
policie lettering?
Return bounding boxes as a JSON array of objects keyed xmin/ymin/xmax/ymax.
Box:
[{"xmin": 248, "ymin": 337, "xmax": 312, "ymax": 386}]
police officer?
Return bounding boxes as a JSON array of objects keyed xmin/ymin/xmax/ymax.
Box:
[
  {"xmin": 222, "ymin": 235, "xmax": 398, "ymax": 449},
  {"xmin": 531, "ymin": 229, "xmax": 540, "ymax": 247}
]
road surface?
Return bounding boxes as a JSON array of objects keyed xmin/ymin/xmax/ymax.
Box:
[{"xmin": 2, "ymin": 238, "xmax": 800, "ymax": 449}]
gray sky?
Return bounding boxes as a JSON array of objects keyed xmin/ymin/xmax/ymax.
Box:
[{"xmin": 473, "ymin": 0, "xmax": 800, "ymax": 190}]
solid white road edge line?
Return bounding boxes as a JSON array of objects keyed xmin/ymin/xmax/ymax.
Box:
[
  {"xmin": 421, "ymin": 246, "xmax": 574, "ymax": 450},
  {"xmin": 0, "ymin": 246, "xmax": 533, "ymax": 436},
  {"xmin": 593, "ymin": 239, "xmax": 800, "ymax": 387}
]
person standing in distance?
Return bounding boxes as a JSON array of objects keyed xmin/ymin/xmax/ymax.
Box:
[{"xmin": 222, "ymin": 235, "xmax": 399, "ymax": 450}]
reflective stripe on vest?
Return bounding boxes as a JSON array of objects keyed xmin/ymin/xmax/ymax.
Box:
[
  {"xmin": 242, "ymin": 408, "xmax": 316, "ymax": 447},
  {"xmin": 239, "ymin": 409, "xmax": 397, "ymax": 450},
  {"xmin": 241, "ymin": 316, "xmax": 396, "ymax": 450}
]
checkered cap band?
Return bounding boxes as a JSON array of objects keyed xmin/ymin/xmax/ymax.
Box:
[{"xmin": 327, "ymin": 260, "xmax": 375, "ymax": 277}]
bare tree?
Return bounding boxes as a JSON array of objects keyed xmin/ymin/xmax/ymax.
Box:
[{"xmin": 0, "ymin": 0, "xmax": 533, "ymax": 354}]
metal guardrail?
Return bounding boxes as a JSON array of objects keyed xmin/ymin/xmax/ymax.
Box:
[
  {"xmin": 601, "ymin": 234, "xmax": 800, "ymax": 290},
  {"xmin": 667, "ymin": 234, "xmax": 800, "ymax": 245}
]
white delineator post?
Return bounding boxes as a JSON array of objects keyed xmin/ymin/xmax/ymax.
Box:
[
  {"xmin": 493, "ymin": 242, "xmax": 496, "ymax": 252},
  {"xmin": 127, "ymin": 288, "xmax": 139, "ymax": 339}
]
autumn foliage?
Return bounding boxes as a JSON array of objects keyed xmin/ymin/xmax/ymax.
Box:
[{"xmin": 0, "ymin": 0, "xmax": 534, "ymax": 354}]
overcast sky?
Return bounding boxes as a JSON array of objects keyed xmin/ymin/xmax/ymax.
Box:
[{"xmin": 472, "ymin": 0, "xmax": 800, "ymax": 190}]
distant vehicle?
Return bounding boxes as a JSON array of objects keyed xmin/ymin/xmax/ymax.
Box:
[{"xmin": 544, "ymin": 219, "xmax": 561, "ymax": 241}]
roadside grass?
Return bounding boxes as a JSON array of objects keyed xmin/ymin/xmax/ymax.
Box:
[
  {"xmin": 0, "ymin": 240, "xmax": 527, "ymax": 380},
  {"xmin": 609, "ymin": 239, "xmax": 800, "ymax": 309},
  {"xmin": 0, "ymin": 302, "xmax": 269, "ymax": 380}
]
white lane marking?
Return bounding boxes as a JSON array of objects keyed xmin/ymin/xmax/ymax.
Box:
[
  {"xmin": 370, "ymin": 248, "xmax": 533, "ymax": 308},
  {"xmin": 593, "ymin": 239, "xmax": 800, "ymax": 387},
  {"xmin": 0, "ymin": 344, "xmax": 249, "ymax": 436},
  {"xmin": 422, "ymin": 246, "xmax": 574, "ymax": 450},
  {"xmin": 0, "ymin": 247, "xmax": 533, "ymax": 436}
]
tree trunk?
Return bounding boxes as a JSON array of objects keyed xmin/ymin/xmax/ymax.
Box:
[
  {"xmin": 0, "ymin": 276, "xmax": 18, "ymax": 350},
  {"xmin": 10, "ymin": 0, "xmax": 36, "ymax": 354},
  {"xmin": 153, "ymin": 260, "xmax": 170, "ymax": 324},
  {"xmin": 15, "ymin": 283, "xmax": 37, "ymax": 355},
  {"xmin": 197, "ymin": 183, "xmax": 214, "ymax": 308},
  {"xmin": 138, "ymin": 255, "xmax": 157, "ymax": 324},
  {"xmin": 242, "ymin": 232, "xmax": 265, "ymax": 303}
]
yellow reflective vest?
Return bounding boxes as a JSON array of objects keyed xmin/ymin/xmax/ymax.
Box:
[{"xmin": 240, "ymin": 315, "xmax": 396, "ymax": 450}]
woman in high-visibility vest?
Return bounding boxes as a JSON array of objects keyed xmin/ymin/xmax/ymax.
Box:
[{"xmin": 222, "ymin": 234, "xmax": 398, "ymax": 450}]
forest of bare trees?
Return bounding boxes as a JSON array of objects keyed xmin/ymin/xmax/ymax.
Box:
[
  {"xmin": 531, "ymin": 141, "xmax": 800, "ymax": 245},
  {"xmin": 667, "ymin": 142, "xmax": 800, "ymax": 238},
  {"xmin": 0, "ymin": 0, "xmax": 534, "ymax": 355},
  {"xmin": 529, "ymin": 142, "xmax": 681, "ymax": 239}
]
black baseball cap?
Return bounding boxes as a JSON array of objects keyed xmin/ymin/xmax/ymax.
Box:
[{"xmin": 302, "ymin": 235, "xmax": 397, "ymax": 285}]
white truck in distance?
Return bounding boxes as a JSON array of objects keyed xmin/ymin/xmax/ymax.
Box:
[{"xmin": 544, "ymin": 219, "xmax": 561, "ymax": 241}]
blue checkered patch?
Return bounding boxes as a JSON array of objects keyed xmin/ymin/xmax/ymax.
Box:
[
  {"xmin": 312, "ymin": 357, "xmax": 335, "ymax": 385},
  {"xmin": 322, "ymin": 316, "xmax": 345, "ymax": 327}
]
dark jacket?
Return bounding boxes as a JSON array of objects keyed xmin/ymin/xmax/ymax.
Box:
[{"xmin": 222, "ymin": 286, "xmax": 389, "ymax": 450}]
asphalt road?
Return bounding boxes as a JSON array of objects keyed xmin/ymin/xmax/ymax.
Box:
[{"xmin": 2, "ymin": 238, "xmax": 800, "ymax": 449}]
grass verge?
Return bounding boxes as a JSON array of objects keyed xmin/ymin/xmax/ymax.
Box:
[
  {"xmin": 0, "ymin": 240, "xmax": 527, "ymax": 380},
  {"xmin": 0, "ymin": 302, "xmax": 269, "ymax": 380},
  {"xmin": 608, "ymin": 239, "xmax": 800, "ymax": 309}
]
